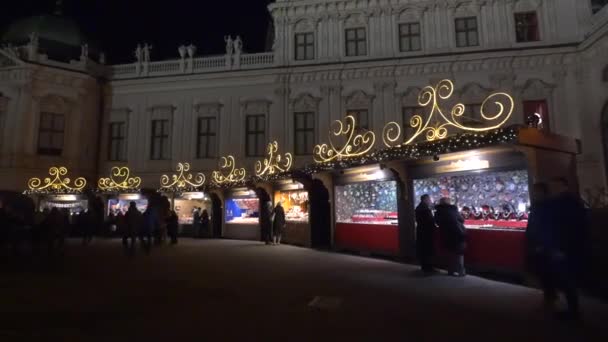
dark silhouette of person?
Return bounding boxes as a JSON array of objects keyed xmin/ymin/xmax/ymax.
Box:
[
  {"xmin": 45, "ymin": 208, "xmax": 63, "ymax": 256},
  {"xmin": 124, "ymin": 202, "xmax": 142, "ymax": 254},
  {"xmin": 192, "ymin": 208, "xmax": 201, "ymax": 238},
  {"xmin": 260, "ymin": 201, "xmax": 272, "ymax": 245},
  {"xmin": 81, "ymin": 210, "xmax": 95, "ymax": 245},
  {"xmin": 435, "ymin": 197, "xmax": 467, "ymax": 277},
  {"xmin": 0, "ymin": 200, "xmax": 9, "ymax": 250},
  {"xmin": 526, "ymin": 182, "xmax": 558, "ymax": 311},
  {"xmin": 201, "ymin": 209, "xmax": 210, "ymax": 238},
  {"xmin": 140, "ymin": 207, "xmax": 157, "ymax": 253},
  {"xmin": 548, "ymin": 178, "xmax": 588, "ymax": 320},
  {"xmin": 167, "ymin": 210, "xmax": 179, "ymax": 245},
  {"xmin": 416, "ymin": 194, "xmax": 437, "ymax": 274},
  {"xmin": 272, "ymin": 202, "xmax": 286, "ymax": 245}
]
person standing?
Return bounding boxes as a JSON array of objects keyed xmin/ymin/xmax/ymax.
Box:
[
  {"xmin": 192, "ymin": 208, "xmax": 201, "ymax": 238},
  {"xmin": 167, "ymin": 210, "xmax": 179, "ymax": 245},
  {"xmin": 415, "ymin": 194, "xmax": 437, "ymax": 274},
  {"xmin": 260, "ymin": 201, "xmax": 272, "ymax": 245},
  {"xmin": 201, "ymin": 209, "xmax": 210, "ymax": 238},
  {"xmin": 140, "ymin": 207, "xmax": 156, "ymax": 253},
  {"xmin": 124, "ymin": 202, "xmax": 142, "ymax": 254},
  {"xmin": 435, "ymin": 197, "xmax": 467, "ymax": 277},
  {"xmin": 272, "ymin": 202, "xmax": 286, "ymax": 245}
]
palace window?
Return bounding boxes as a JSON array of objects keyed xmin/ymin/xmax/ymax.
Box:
[
  {"xmin": 246, "ymin": 114, "xmax": 266, "ymax": 157},
  {"xmin": 399, "ymin": 23, "xmax": 422, "ymax": 52},
  {"xmin": 294, "ymin": 112, "xmax": 315, "ymax": 155},
  {"xmin": 346, "ymin": 109, "xmax": 370, "ymax": 131},
  {"xmin": 196, "ymin": 116, "xmax": 217, "ymax": 159},
  {"xmin": 295, "ymin": 33, "xmax": 314, "ymax": 61},
  {"xmin": 515, "ymin": 12, "xmax": 540, "ymax": 42},
  {"xmin": 38, "ymin": 112, "xmax": 65, "ymax": 156},
  {"xmin": 108, "ymin": 122, "xmax": 127, "ymax": 161},
  {"xmin": 523, "ymin": 100, "xmax": 550, "ymax": 132},
  {"xmin": 402, "ymin": 106, "xmax": 423, "ymax": 140},
  {"xmin": 461, "ymin": 103, "xmax": 483, "ymax": 127},
  {"xmin": 345, "ymin": 28, "xmax": 367, "ymax": 57},
  {"xmin": 455, "ymin": 17, "xmax": 479, "ymax": 47},
  {"xmin": 150, "ymin": 119, "xmax": 171, "ymax": 160}
]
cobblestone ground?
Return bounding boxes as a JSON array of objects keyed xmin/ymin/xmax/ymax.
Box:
[{"xmin": 1, "ymin": 239, "xmax": 607, "ymax": 341}]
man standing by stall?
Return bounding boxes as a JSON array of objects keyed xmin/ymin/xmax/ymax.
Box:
[
  {"xmin": 435, "ymin": 197, "xmax": 467, "ymax": 277},
  {"xmin": 415, "ymin": 194, "xmax": 437, "ymax": 274}
]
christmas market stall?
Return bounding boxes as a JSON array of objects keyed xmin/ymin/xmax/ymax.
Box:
[
  {"xmin": 159, "ymin": 162, "xmax": 211, "ymax": 235},
  {"xmin": 98, "ymin": 166, "xmax": 147, "ymax": 216},
  {"xmin": 25, "ymin": 166, "xmax": 88, "ymax": 215},
  {"xmin": 254, "ymin": 141, "xmax": 312, "ymax": 247},
  {"xmin": 212, "ymin": 156, "xmax": 259, "ymax": 240}
]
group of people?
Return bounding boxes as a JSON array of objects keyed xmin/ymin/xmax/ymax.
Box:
[
  {"xmin": 260, "ymin": 201, "xmax": 286, "ymax": 245},
  {"xmin": 192, "ymin": 207, "xmax": 210, "ymax": 238},
  {"xmin": 415, "ymin": 177, "xmax": 588, "ymax": 320}
]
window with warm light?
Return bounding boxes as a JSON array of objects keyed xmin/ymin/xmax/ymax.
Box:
[
  {"xmin": 523, "ymin": 100, "xmax": 550, "ymax": 132},
  {"xmin": 38, "ymin": 112, "xmax": 65, "ymax": 156},
  {"xmin": 108, "ymin": 122, "xmax": 127, "ymax": 161},
  {"xmin": 515, "ymin": 12, "xmax": 540, "ymax": 42},
  {"xmin": 455, "ymin": 17, "xmax": 479, "ymax": 47}
]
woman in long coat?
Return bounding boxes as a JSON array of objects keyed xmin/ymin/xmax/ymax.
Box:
[
  {"xmin": 272, "ymin": 202, "xmax": 286, "ymax": 245},
  {"xmin": 434, "ymin": 197, "xmax": 467, "ymax": 277}
]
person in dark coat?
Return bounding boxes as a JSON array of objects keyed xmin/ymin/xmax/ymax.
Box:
[
  {"xmin": 140, "ymin": 207, "xmax": 157, "ymax": 253},
  {"xmin": 547, "ymin": 178, "xmax": 588, "ymax": 320},
  {"xmin": 167, "ymin": 210, "xmax": 179, "ymax": 245},
  {"xmin": 272, "ymin": 202, "xmax": 286, "ymax": 245},
  {"xmin": 416, "ymin": 194, "xmax": 437, "ymax": 273},
  {"xmin": 192, "ymin": 208, "xmax": 201, "ymax": 238},
  {"xmin": 124, "ymin": 202, "xmax": 142, "ymax": 253},
  {"xmin": 200, "ymin": 209, "xmax": 210, "ymax": 238},
  {"xmin": 260, "ymin": 201, "xmax": 273, "ymax": 245},
  {"xmin": 434, "ymin": 197, "xmax": 466, "ymax": 277}
]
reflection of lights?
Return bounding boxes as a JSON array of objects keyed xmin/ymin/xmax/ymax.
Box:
[
  {"xmin": 212, "ymin": 156, "xmax": 246, "ymax": 184},
  {"xmin": 382, "ymin": 79, "xmax": 515, "ymax": 147},
  {"xmin": 98, "ymin": 167, "xmax": 142, "ymax": 192},
  {"xmin": 182, "ymin": 192, "xmax": 205, "ymax": 200},
  {"xmin": 255, "ymin": 141, "xmax": 293, "ymax": 178},
  {"xmin": 314, "ymin": 115, "xmax": 376, "ymax": 163},
  {"xmin": 27, "ymin": 167, "xmax": 87, "ymax": 193},
  {"xmin": 161, "ymin": 163, "xmax": 206, "ymax": 190},
  {"xmin": 54, "ymin": 195, "xmax": 78, "ymax": 201},
  {"xmin": 518, "ymin": 202, "xmax": 527, "ymax": 213},
  {"xmin": 436, "ymin": 158, "xmax": 490, "ymax": 173},
  {"xmin": 119, "ymin": 193, "xmax": 142, "ymax": 201}
]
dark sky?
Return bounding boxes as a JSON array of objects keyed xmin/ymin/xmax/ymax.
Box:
[{"xmin": 0, "ymin": 0, "xmax": 274, "ymax": 64}]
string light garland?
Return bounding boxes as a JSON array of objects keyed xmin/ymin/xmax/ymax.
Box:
[
  {"xmin": 383, "ymin": 79, "xmax": 514, "ymax": 148},
  {"xmin": 25, "ymin": 166, "xmax": 87, "ymax": 194},
  {"xmin": 314, "ymin": 115, "xmax": 376, "ymax": 163},
  {"xmin": 255, "ymin": 141, "xmax": 293, "ymax": 180},
  {"xmin": 159, "ymin": 162, "xmax": 206, "ymax": 193},
  {"xmin": 97, "ymin": 167, "xmax": 142, "ymax": 193},
  {"xmin": 212, "ymin": 155, "xmax": 247, "ymax": 185}
]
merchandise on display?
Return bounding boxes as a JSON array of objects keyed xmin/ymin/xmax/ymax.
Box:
[
  {"xmin": 274, "ymin": 190, "xmax": 309, "ymax": 222},
  {"xmin": 225, "ymin": 197, "xmax": 259, "ymax": 224},
  {"xmin": 335, "ymin": 180, "xmax": 398, "ymax": 225},
  {"xmin": 174, "ymin": 198, "xmax": 211, "ymax": 225},
  {"xmin": 107, "ymin": 198, "xmax": 148, "ymax": 215}
]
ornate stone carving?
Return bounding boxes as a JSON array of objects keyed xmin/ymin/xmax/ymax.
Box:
[{"xmin": 291, "ymin": 93, "xmax": 321, "ymax": 112}]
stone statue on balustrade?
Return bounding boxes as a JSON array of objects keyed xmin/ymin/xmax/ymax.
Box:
[
  {"xmin": 27, "ymin": 32, "xmax": 39, "ymax": 60},
  {"xmin": 178, "ymin": 45, "xmax": 187, "ymax": 59},
  {"xmin": 224, "ymin": 36, "xmax": 234, "ymax": 55},
  {"xmin": 234, "ymin": 36, "xmax": 242, "ymax": 55},
  {"xmin": 143, "ymin": 44, "xmax": 152, "ymax": 62},
  {"xmin": 80, "ymin": 43, "xmax": 89, "ymax": 60},
  {"xmin": 187, "ymin": 44, "xmax": 196, "ymax": 58},
  {"xmin": 99, "ymin": 52, "xmax": 106, "ymax": 64},
  {"xmin": 134, "ymin": 44, "xmax": 142, "ymax": 62}
]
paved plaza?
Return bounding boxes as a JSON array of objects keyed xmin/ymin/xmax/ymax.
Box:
[{"xmin": 1, "ymin": 239, "xmax": 607, "ymax": 341}]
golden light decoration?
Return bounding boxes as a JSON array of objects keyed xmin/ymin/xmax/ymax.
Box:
[
  {"xmin": 313, "ymin": 115, "xmax": 376, "ymax": 163},
  {"xmin": 160, "ymin": 163, "xmax": 206, "ymax": 190},
  {"xmin": 27, "ymin": 166, "xmax": 87, "ymax": 193},
  {"xmin": 255, "ymin": 141, "xmax": 293, "ymax": 178},
  {"xmin": 382, "ymin": 79, "xmax": 515, "ymax": 148},
  {"xmin": 212, "ymin": 155, "xmax": 247, "ymax": 184},
  {"xmin": 98, "ymin": 167, "xmax": 142, "ymax": 192}
]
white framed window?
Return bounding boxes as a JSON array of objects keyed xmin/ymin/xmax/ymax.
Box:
[
  {"xmin": 196, "ymin": 116, "xmax": 218, "ymax": 159},
  {"xmin": 245, "ymin": 114, "xmax": 266, "ymax": 157},
  {"xmin": 295, "ymin": 32, "xmax": 314, "ymax": 61},
  {"xmin": 345, "ymin": 28, "xmax": 367, "ymax": 56},
  {"xmin": 294, "ymin": 111, "xmax": 315, "ymax": 155},
  {"xmin": 399, "ymin": 23, "xmax": 422, "ymax": 52},
  {"xmin": 455, "ymin": 17, "xmax": 479, "ymax": 47},
  {"xmin": 150, "ymin": 119, "xmax": 171, "ymax": 160}
]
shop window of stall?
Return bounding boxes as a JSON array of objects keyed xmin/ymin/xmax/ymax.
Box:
[
  {"xmin": 246, "ymin": 114, "xmax": 266, "ymax": 157},
  {"xmin": 515, "ymin": 12, "xmax": 540, "ymax": 42},
  {"xmin": 108, "ymin": 122, "xmax": 127, "ymax": 161},
  {"xmin": 455, "ymin": 17, "xmax": 479, "ymax": 47},
  {"xmin": 150, "ymin": 119, "xmax": 171, "ymax": 160},
  {"xmin": 196, "ymin": 116, "xmax": 217, "ymax": 159},
  {"xmin": 523, "ymin": 100, "xmax": 550, "ymax": 132},
  {"xmin": 38, "ymin": 112, "xmax": 65, "ymax": 156},
  {"xmin": 294, "ymin": 111, "xmax": 315, "ymax": 155},
  {"xmin": 346, "ymin": 109, "xmax": 370, "ymax": 131}
]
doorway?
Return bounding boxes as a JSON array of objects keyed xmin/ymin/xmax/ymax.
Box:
[{"xmin": 210, "ymin": 193, "xmax": 222, "ymax": 238}]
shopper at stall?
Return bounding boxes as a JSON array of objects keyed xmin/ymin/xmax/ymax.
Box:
[
  {"xmin": 548, "ymin": 177, "xmax": 588, "ymax": 320},
  {"xmin": 167, "ymin": 210, "xmax": 179, "ymax": 245},
  {"xmin": 124, "ymin": 202, "xmax": 142, "ymax": 254},
  {"xmin": 260, "ymin": 201, "xmax": 273, "ymax": 245},
  {"xmin": 416, "ymin": 194, "xmax": 437, "ymax": 274},
  {"xmin": 434, "ymin": 197, "xmax": 467, "ymax": 277},
  {"xmin": 201, "ymin": 209, "xmax": 210, "ymax": 238},
  {"xmin": 272, "ymin": 202, "xmax": 286, "ymax": 245},
  {"xmin": 140, "ymin": 207, "xmax": 157, "ymax": 253},
  {"xmin": 192, "ymin": 208, "xmax": 201, "ymax": 238}
]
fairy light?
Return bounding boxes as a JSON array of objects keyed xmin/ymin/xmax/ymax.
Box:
[
  {"xmin": 160, "ymin": 162, "xmax": 206, "ymax": 192},
  {"xmin": 98, "ymin": 166, "xmax": 142, "ymax": 192},
  {"xmin": 212, "ymin": 155, "xmax": 247, "ymax": 185},
  {"xmin": 255, "ymin": 141, "xmax": 293, "ymax": 179},
  {"xmin": 25, "ymin": 166, "xmax": 87, "ymax": 194},
  {"xmin": 314, "ymin": 115, "xmax": 376, "ymax": 163}
]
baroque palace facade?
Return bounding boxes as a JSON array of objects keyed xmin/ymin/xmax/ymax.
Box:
[{"xmin": 1, "ymin": 0, "xmax": 608, "ymax": 196}]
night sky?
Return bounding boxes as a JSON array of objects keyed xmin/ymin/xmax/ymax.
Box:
[{"xmin": 0, "ymin": 0, "xmax": 274, "ymax": 64}]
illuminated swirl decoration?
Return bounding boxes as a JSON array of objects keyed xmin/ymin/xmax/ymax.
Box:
[
  {"xmin": 27, "ymin": 167, "xmax": 87, "ymax": 194},
  {"xmin": 382, "ymin": 79, "xmax": 514, "ymax": 148},
  {"xmin": 212, "ymin": 156, "xmax": 247, "ymax": 185},
  {"xmin": 313, "ymin": 115, "xmax": 376, "ymax": 163},
  {"xmin": 98, "ymin": 167, "xmax": 142, "ymax": 192},
  {"xmin": 160, "ymin": 163, "xmax": 206, "ymax": 191},
  {"xmin": 255, "ymin": 141, "xmax": 293, "ymax": 178}
]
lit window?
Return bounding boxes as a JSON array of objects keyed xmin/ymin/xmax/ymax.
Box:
[
  {"xmin": 455, "ymin": 17, "xmax": 479, "ymax": 47},
  {"xmin": 523, "ymin": 100, "xmax": 550, "ymax": 132},
  {"xmin": 108, "ymin": 122, "xmax": 127, "ymax": 161},
  {"xmin": 515, "ymin": 12, "xmax": 540, "ymax": 42},
  {"xmin": 246, "ymin": 114, "xmax": 266, "ymax": 157},
  {"xmin": 295, "ymin": 33, "xmax": 314, "ymax": 61},
  {"xmin": 294, "ymin": 112, "xmax": 315, "ymax": 155},
  {"xmin": 38, "ymin": 112, "xmax": 65, "ymax": 156},
  {"xmin": 345, "ymin": 28, "xmax": 367, "ymax": 57},
  {"xmin": 196, "ymin": 117, "xmax": 217, "ymax": 159},
  {"xmin": 399, "ymin": 23, "xmax": 422, "ymax": 52},
  {"xmin": 150, "ymin": 119, "xmax": 171, "ymax": 160}
]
